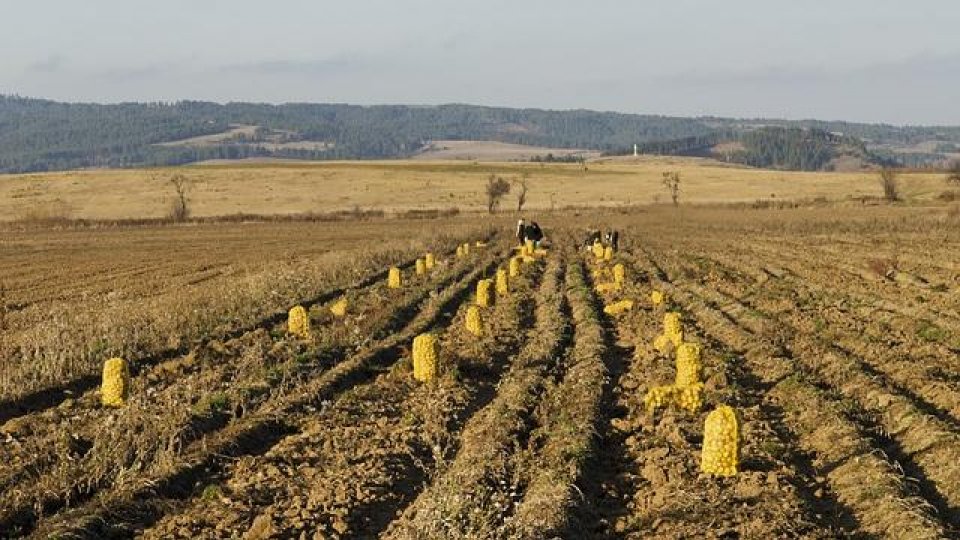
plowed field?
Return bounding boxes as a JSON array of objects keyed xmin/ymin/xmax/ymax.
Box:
[{"xmin": 2, "ymin": 205, "xmax": 958, "ymax": 539}]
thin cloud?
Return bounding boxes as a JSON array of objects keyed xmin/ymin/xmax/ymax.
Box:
[
  {"xmin": 219, "ymin": 55, "xmax": 370, "ymax": 76},
  {"xmin": 94, "ymin": 63, "xmax": 178, "ymax": 83},
  {"xmin": 25, "ymin": 55, "xmax": 66, "ymax": 73},
  {"xmin": 663, "ymin": 52, "xmax": 960, "ymax": 87}
]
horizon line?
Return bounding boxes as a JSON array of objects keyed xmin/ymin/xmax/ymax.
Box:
[{"xmin": 1, "ymin": 93, "xmax": 951, "ymax": 130}]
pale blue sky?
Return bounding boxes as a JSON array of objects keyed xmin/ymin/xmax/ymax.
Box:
[{"xmin": 2, "ymin": 1, "xmax": 959, "ymax": 124}]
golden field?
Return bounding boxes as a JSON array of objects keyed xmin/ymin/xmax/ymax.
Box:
[{"xmin": 0, "ymin": 156, "xmax": 952, "ymax": 221}]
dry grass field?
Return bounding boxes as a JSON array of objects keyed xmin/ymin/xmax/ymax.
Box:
[
  {"xmin": 0, "ymin": 157, "xmax": 954, "ymax": 222},
  {"xmin": 1, "ymin": 201, "xmax": 960, "ymax": 538},
  {"xmin": 412, "ymin": 140, "xmax": 600, "ymax": 161}
]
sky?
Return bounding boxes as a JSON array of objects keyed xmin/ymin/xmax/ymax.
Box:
[{"xmin": 2, "ymin": 0, "xmax": 959, "ymax": 125}]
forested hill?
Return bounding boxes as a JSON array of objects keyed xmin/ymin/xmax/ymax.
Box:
[
  {"xmin": 608, "ymin": 127, "xmax": 885, "ymax": 171},
  {"xmin": 1, "ymin": 95, "xmax": 958, "ymax": 173}
]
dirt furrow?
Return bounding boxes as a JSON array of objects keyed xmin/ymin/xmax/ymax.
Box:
[
  {"xmin": 12, "ymin": 247, "xmax": 505, "ymax": 539},
  {"xmin": 669, "ymin": 248, "xmax": 960, "ymax": 418},
  {"xmin": 695, "ymin": 243, "xmax": 960, "ymax": 361},
  {"xmin": 140, "ymin": 250, "xmax": 537, "ymax": 538},
  {"xmin": 0, "ymin": 245, "xmax": 478, "ymax": 521},
  {"xmin": 0, "ymin": 257, "xmax": 408, "ymax": 424},
  {"xmin": 1, "ymin": 234, "xmax": 492, "ymax": 419},
  {"xmin": 574, "ymin": 251, "xmax": 843, "ymax": 538},
  {"xmin": 383, "ymin": 252, "xmax": 568, "ymax": 539},
  {"xmin": 488, "ymin": 256, "xmax": 608, "ymax": 538},
  {"xmin": 741, "ymin": 240, "xmax": 960, "ymax": 332},
  {"xmin": 640, "ymin": 250, "xmax": 955, "ymax": 537},
  {"xmin": 663, "ymin": 260, "xmax": 960, "ymax": 525}
]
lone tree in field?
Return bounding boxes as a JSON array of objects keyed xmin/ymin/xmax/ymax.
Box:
[
  {"xmin": 662, "ymin": 171, "xmax": 681, "ymax": 207},
  {"xmin": 485, "ymin": 175, "xmax": 511, "ymax": 214},
  {"xmin": 514, "ymin": 174, "xmax": 530, "ymax": 213},
  {"xmin": 168, "ymin": 174, "xmax": 193, "ymax": 221},
  {"xmin": 879, "ymin": 167, "xmax": 900, "ymax": 202},
  {"xmin": 0, "ymin": 283, "xmax": 7, "ymax": 333},
  {"xmin": 947, "ymin": 160, "xmax": 960, "ymax": 185}
]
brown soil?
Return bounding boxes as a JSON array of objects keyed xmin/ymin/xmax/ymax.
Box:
[{"xmin": 4, "ymin": 206, "xmax": 960, "ymax": 539}]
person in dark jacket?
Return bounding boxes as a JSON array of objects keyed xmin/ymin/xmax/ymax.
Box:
[
  {"xmin": 584, "ymin": 229, "xmax": 602, "ymax": 249},
  {"xmin": 606, "ymin": 229, "xmax": 619, "ymax": 251},
  {"xmin": 526, "ymin": 221, "xmax": 544, "ymax": 247}
]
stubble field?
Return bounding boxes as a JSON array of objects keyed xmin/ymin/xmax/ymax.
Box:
[
  {"xmin": 1, "ymin": 203, "xmax": 959, "ymax": 539},
  {"xmin": 0, "ymin": 158, "xmax": 952, "ymax": 222}
]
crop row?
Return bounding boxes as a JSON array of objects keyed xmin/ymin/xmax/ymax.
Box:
[
  {"xmin": 629, "ymin": 246, "xmax": 953, "ymax": 537},
  {"xmin": 7, "ymin": 241, "xmax": 502, "ymax": 538}
]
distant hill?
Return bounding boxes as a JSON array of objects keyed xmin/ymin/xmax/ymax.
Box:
[
  {"xmin": 605, "ymin": 127, "xmax": 884, "ymax": 171},
  {"xmin": 1, "ymin": 95, "xmax": 958, "ymax": 173}
]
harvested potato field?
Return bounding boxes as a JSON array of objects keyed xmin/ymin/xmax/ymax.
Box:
[{"xmin": 2, "ymin": 204, "xmax": 959, "ymax": 539}]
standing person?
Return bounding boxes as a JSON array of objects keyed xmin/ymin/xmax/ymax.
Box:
[
  {"xmin": 516, "ymin": 218, "xmax": 526, "ymax": 246},
  {"xmin": 584, "ymin": 228, "xmax": 602, "ymax": 250},
  {"xmin": 610, "ymin": 229, "xmax": 619, "ymax": 251},
  {"xmin": 527, "ymin": 221, "xmax": 544, "ymax": 248}
]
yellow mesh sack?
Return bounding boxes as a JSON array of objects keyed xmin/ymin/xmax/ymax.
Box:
[
  {"xmin": 613, "ymin": 264, "xmax": 626, "ymax": 285},
  {"xmin": 663, "ymin": 312, "xmax": 682, "ymax": 345},
  {"xmin": 101, "ymin": 357, "xmax": 130, "ymax": 407},
  {"xmin": 476, "ymin": 279, "xmax": 494, "ymax": 308},
  {"xmin": 675, "ymin": 342, "xmax": 702, "ymax": 387},
  {"xmin": 674, "ymin": 382, "xmax": 704, "ymax": 414},
  {"xmin": 413, "ymin": 333, "xmax": 440, "ymax": 382},
  {"xmin": 509, "ymin": 257, "xmax": 521, "ymax": 277},
  {"xmin": 496, "ymin": 269, "xmax": 510, "ymax": 296},
  {"xmin": 592, "ymin": 242, "xmax": 605, "ymax": 259},
  {"xmin": 388, "ymin": 267, "xmax": 402, "ymax": 289},
  {"xmin": 644, "ymin": 385, "xmax": 676, "ymax": 415},
  {"xmin": 465, "ymin": 306, "xmax": 483, "ymax": 336},
  {"xmin": 594, "ymin": 282, "xmax": 621, "ymax": 294},
  {"xmin": 701, "ymin": 405, "xmax": 741, "ymax": 477},
  {"xmin": 653, "ymin": 334, "xmax": 674, "ymax": 355},
  {"xmin": 330, "ymin": 298, "xmax": 348, "ymax": 318},
  {"xmin": 651, "ymin": 290, "xmax": 666, "ymax": 306},
  {"xmin": 603, "ymin": 300, "xmax": 635, "ymax": 315},
  {"xmin": 288, "ymin": 305, "xmax": 311, "ymax": 338}
]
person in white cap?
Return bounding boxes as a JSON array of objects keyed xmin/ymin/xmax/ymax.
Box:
[{"xmin": 516, "ymin": 218, "xmax": 526, "ymax": 246}]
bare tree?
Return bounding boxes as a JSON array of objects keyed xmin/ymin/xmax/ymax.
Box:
[
  {"xmin": 662, "ymin": 171, "xmax": 681, "ymax": 207},
  {"xmin": 947, "ymin": 160, "xmax": 960, "ymax": 185},
  {"xmin": 879, "ymin": 167, "xmax": 900, "ymax": 202},
  {"xmin": 485, "ymin": 175, "xmax": 511, "ymax": 214},
  {"xmin": 168, "ymin": 174, "xmax": 193, "ymax": 221},
  {"xmin": 0, "ymin": 282, "xmax": 7, "ymax": 333},
  {"xmin": 0, "ymin": 283, "xmax": 7, "ymax": 359},
  {"xmin": 514, "ymin": 174, "xmax": 530, "ymax": 213}
]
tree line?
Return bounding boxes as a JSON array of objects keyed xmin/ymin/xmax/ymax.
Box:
[
  {"xmin": 606, "ymin": 127, "xmax": 891, "ymax": 171},
  {"xmin": 2, "ymin": 95, "xmax": 959, "ymax": 173}
]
